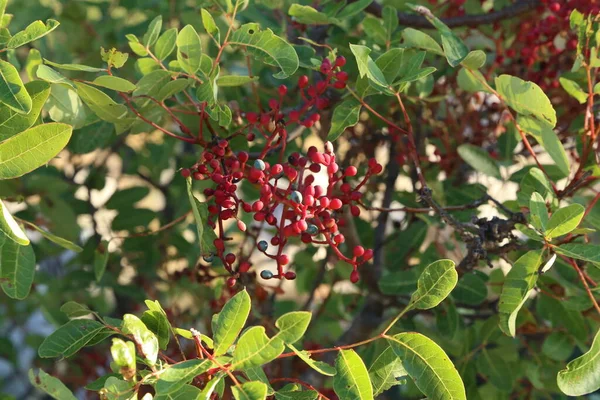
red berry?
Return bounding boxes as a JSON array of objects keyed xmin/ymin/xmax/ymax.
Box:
[
  {"xmin": 329, "ymin": 198, "xmax": 343, "ymax": 210},
  {"xmin": 225, "ymin": 253, "xmax": 236, "ymax": 264},
  {"xmin": 333, "ymin": 81, "xmax": 346, "ymax": 89},
  {"xmin": 363, "ymin": 249, "xmax": 374, "ymax": 261},
  {"xmin": 345, "ymin": 166, "xmax": 358, "ymax": 176},
  {"xmin": 289, "ymin": 110, "xmax": 300, "ymax": 121},
  {"xmin": 246, "ymin": 112, "xmax": 258, "ymax": 123},
  {"xmin": 350, "ymin": 270, "xmax": 360, "ymax": 283},
  {"xmin": 298, "ymin": 75, "xmax": 309, "ymax": 88},
  {"xmin": 278, "ymin": 84, "xmax": 288, "ymax": 96},
  {"xmin": 353, "ymin": 246, "xmax": 365, "ymax": 258},
  {"xmin": 227, "ymin": 277, "xmax": 237, "ymax": 287},
  {"xmin": 336, "ymin": 71, "xmax": 349, "ymax": 81},
  {"xmin": 335, "ymin": 56, "xmax": 346, "ymax": 67},
  {"xmin": 278, "ymin": 254, "xmax": 290, "ymax": 265},
  {"xmin": 284, "ymin": 271, "xmax": 296, "ymax": 280},
  {"xmin": 180, "ymin": 168, "xmax": 191, "ymax": 178}
]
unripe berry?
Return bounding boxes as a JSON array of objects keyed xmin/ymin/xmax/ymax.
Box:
[
  {"xmin": 329, "ymin": 198, "xmax": 343, "ymax": 210},
  {"xmin": 278, "ymin": 254, "xmax": 290, "ymax": 265},
  {"xmin": 225, "ymin": 253, "xmax": 236, "ymax": 264},
  {"xmin": 193, "ymin": 171, "xmax": 203, "ymax": 180},
  {"xmin": 180, "ymin": 168, "xmax": 191, "ymax": 178},
  {"xmin": 214, "ymin": 238, "xmax": 225, "ymax": 251},
  {"xmin": 333, "ymin": 81, "xmax": 346, "ymax": 89},
  {"xmin": 298, "ymin": 75, "xmax": 309, "ymax": 88},
  {"xmin": 269, "ymin": 98, "xmax": 279, "ymax": 110},
  {"xmin": 353, "ymin": 246, "xmax": 365, "ymax": 258},
  {"xmin": 278, "ymin": 84, "xmax": 288, "ymax": 96},
  {"xmin": 239, "ymin": 261, "xmax": 251, "ymax": 273},
  {"xmin": 260, "ymin": 270, "xmax": 274, "ymax": 280},
  {"xmin": 284, "ymin": 271, "xmax": 296, "ymax": 280},
  {"xmin": 350, "ymin": 270, "xmax": 360, "ymax": 283},
  {"xmin": 335, "ymin": 55, "xmax": 346, "ymax": 67},
  {"xmin": 237, "ymin": 220, "xmax": 247, "ymax": 232},
  {"xmin": 336, "ymin": 71, "xmax": 349, "ymax": 81},
  {"xmin": 345, "ymin": 166, "xmax": 358, "ymax": 176},
  {"xmin": 227, "ymin": 277, "xmax": 237, "ymax": 287},
  {"xmin": 289, "ymin": 110, "xmax": 300, "ymax": 121},
  {"xmin": 246, "ymin": 112, "xmax": 258, "ymax": 123},
  {"xmin": 363, "ymin": 249, "xmax": 374, "ymax": 261}
]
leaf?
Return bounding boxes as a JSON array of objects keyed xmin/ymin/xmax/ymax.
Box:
[
  {"xmin": 451, "ymin": 272, "xmax": 488, "ymax": 305},
  {"xmin": 409, "ymin": 259, "xmax": 458, "ymax": 310},
  {"xmin": 230, "ymin": 23, "xmax": 299, "ymax": 79},
  {"xmin": 517, "ymin": 115, "xmax": 570, "ymax": 177},
  {"xmin": 24, "ymin": 220, "xmax": 83, "ymax": 252},
  {"xmin": 460, "ymin": 50, "xmax": 487, "ymax": 69},
  {"xmin": 0, "ymin": 235, "xmax": 35, "ymax": 299},
  {"xmin": 0, "ymin": 80, "xmax": 51, "ymax": 141},
  {"xmin": 542, "ymin": 332, "xmax": 573, "ymax": 361},
  {"xmin": 367, "ymin": 344, "xmax": 407, "ymax": 396},
  {"xmin": 457, "ymin": 68, "xmax": 490, "ymax": 93},
  {"xmin": 36, "ymin": 65, "xmax": 72, "ymax": 88},
  {"xmin": 545, "ymin": 204, "xmax": 585, "ymax": 239},
  {"xmin": 414, "ymin": 6, "xmax": 468, "ymax": 66},
  {"xmin": 94, "ymin": 240, "xmax": 109, "ymax": 281},
  {"xmin": 401, "ymin": 28, "xmax": 444, "ymax": 56},
  {"xmin": 287, "ymin": 343, "xmax": 337, "ymax": 376},
  {"xmin": 92, "ymin": 76, "xmax": 137, "ymax": 93},
  {"xmin": 45, "ymin": 84, "xmax": 87, "ymax": 129},
  {"xmin": 517, "ymin": 167, "xmax": 555, "ymax": 208},
  {"xmin": 288, "ymin": 5, "xmax": 331, "ymax": 25},
  {"xmin": 498, "ymin": 250, "xmax": 543, "ymax": 337},
  {"xmin": 327, "ymin": 99, "xmax": 361, "ymax": 141},
  {"xmin": 6, "ymin": 19, "xmax": 59, "ymax": 49},
  {"xmin": 274, "ymin": 311, "xmax": 311, "ymax": 344},
  {"xmin": 176, "ymin": 25, "xmax": 202, "ymax": 75},
  {"xmin": 333, "ymin": 349, "xmax": 374, "ymax": 400},
  {"xmin": 105, "ymin": 187, "xmax": 150, "ymax": 210},
  {"xmin": 350, "ymin": 44, "xmax": 389, "ymax": 92},
  {"xmin": 476, "ymin": 349, "xmax": 513, "ymax": 392},
  {"xmin": 44, "ymin": 59, "xmax": 105, "ymax": 72},
  {"xmin": 133, "ymin": 70, "xmax": 173, "ymax": 107},
  {"xmin": 0, "ymin": 199, "xmax": 29, "ymax": 245},
  {"xmin": 232, "ymin": 381, "xmax": 268, "ymax": 400},
  {"xmin": 212, "ymin": 289, "xmax": 251, "ymax": 356},
  {"xmin": 122, "ymin": 314, "xmax": 159, "ymax": 365},
  {"xmin": 529, "ymin": 192, "xmax": 548, "ymax": 231},
  {"xmin": 154, "ymin": 28, "xmax": 178, "ymax": 61},
  {"xmin": 75, "ymin": 82, "xmax": 129, "ymax": 123},
  {"xmin": 232, "ymin": 326, "xmax": 285, "ymax": 369},
  {"xmin": 0, "ymin": 60, "xmax": 32, "ymax": 114},
  {"xmin": 39, "ymin": 319, "xmax": 112, "ymax": 358},
  {"xmin": 156, "ymin": 359, "xmax": 212, "ymax": 395},
  {"xmin": 141, "ymin": 300, "xmax": 171, "ymax": 350},
  {"xmin": 0, "ymin": 123, "xmax": 73, "ymax": 180},
  {"xmin": 143, "ymin": 15, "xmax": 162, "ymax": 47},
  {"xmin": 457, "ymin": 144, "xmax": 501, "ymax": 179},
  {"xmin": 186, "ymin": 177, "xmax": 217, "ymax": 255},
  {"xmin": 387, "ymin": 332, "xmax": 466, "ymax": 400},
  {"xmin": 495, "ymin": 74, "xmax": 557, "ymax": 127},
  {"xmin": 559, "ymin": 77, "xmax": 588, "ymax": 103},
  {"xmin": 201, "ymin": 9, "xmax": 220, "ymax": 42},
  {"xmin": 557, "ymin": 328, "xmax": 600, "ymax": 396},
  {"xmin": 216, "ymin": 75, "xmax": 258, "ymax": 87},
  {"xmin": 110, "ymin": 338, "xmax": 136, "ymax": 374},
  {"xmin": 100, "ymin": 48, "xmax": 128, "ymax": 69},
  {"xmin": 29, "ymin": 369, "xmax": 77, "ymax": 400},
  {"xmin": 275, "ymin": 384, "xmax": 318, "ymax": 400},
  {"xmin": 60, "ymin": 301, "xmax": 92, "ymax": 318},
  {"xmin": 337, "ymin": 0, "xmax": 373, "ymax": 19},
  {"xmin": 554, "ymin": 243, "xmax": 600, "ymax": 263}
]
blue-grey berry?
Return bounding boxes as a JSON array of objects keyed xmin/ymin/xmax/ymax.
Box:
[
  {"xmin": 260, "ymin": 270, "xmax": 274, "ymax": 279},
  {"xmin": 306, "ymin": 224, "xmax": 319, "ymax": 235},
  {"xmin": 257, "ymin": 240, "xmax": 268, "ymax": 252},
  {"xmin": 254, "ymin": 159, "xmax": 266, "ymax": 171},
  {"xmin": 290, "ymin": 190, "xmax": 303, "ymax": 204}
]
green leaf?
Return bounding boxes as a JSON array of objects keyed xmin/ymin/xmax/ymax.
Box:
[
  {"xmin": 451, "ymin": 272, "xmax": 488, "ymax": 305},
  {"xmin": 0, "ymin": 199, "xmax": 29, "ymax": 245},
  {"xmin": 0, "ymin": 80, "xmax": 51, "ymax": 141},
  {"xmin": 60, "ymin": 301, "xmax": 92, "ymax": 318},
  {"xmin": 529, "ymin": 192, "xmax": 548, "ymax": 231},
  {"xmin": 275, "ymin": 384, "xmax": 318, "ymax": 400},
  {"xmin": 413, "ymin": 6, "xmax": 468, "ymax": 67},
  {"xmin": 545, "ymin": 204, "xmax": 585, "ymax": 239},
  {"xmin": 44, "ymin": 59, "xmax": 105, "ymax": 72},
  {"xmin": 176, "ymin": 25, "xmax": 202, "ymax": 75},
  {"xmin": 460, "ymin": 50, "xmax": 486, "ymax": 69},
  {"xmin": 232, "ymin": 381, "xmax": 268, "ymax": 400},
  {"xmin": 387, "ymin": 332, "xmax": 466, "ymax": 400},
  {"xmin": 0, "ymin": 123, "xmax": 73, "ymax": 180},
  {"xmin": 36, "ymin": 65, "xmax": 73, "ymax": 87},
  {"xmin": 274, "ymin": 311, "xmax": 311, "ymax": 344},
  {"xmin": 6, "ymin": 19, "xmax": 59, "ymax": 49},
  {"xmin": 100, "ymin": 48, "xmax": 128, "ymax": 69},
  {"xmin": 105, "ymin": 187, "xmax": 150, "ymax": 210},
  {"xmin": 156, "ymin": 359, "xmax": 212, "ymax": 395},
  {"xmin": 23, "ymin": 220, "xmax": 82, "ymax": 252},
  {"xmin": 557, "ymin": 328, "xmax": 600, "ymax": 396},
  {"xmin": 517, "ymin": 167, "xmax": 555, "ymax": 208},
  {"xmin": 94, "ymin": 240, "xmax": 109, "ymax": 281},
  {"xmin": 401, "ymin": 28, "xmax": 444, "ymax": 56},
  {"xmin": 495, "ymin": 75, "xmax": 557, "ymax": 127},
  {"xmin": 29, "ymin": 369, "xmax": 77, "ymax": 400},
  {"xmin": 232, "ymin": 326, "xmax": 285, "ymax": 369},
  {"xmin": 409, "ymin": 259, "xmax": 458, "ymax": 310},
  {"xmin": 110, "ymin": 338, "xmax": 136, "ymax": 373},
  {"xmin": 216, "ymin": 75, "xmax": 258, "ymax": 87},
  {"xmin": 75, "ymin": 82, "xmax": 128, "ymax": 123},
  {"xmin": 559, "ymin": 77, "xmax": 588, "ymax": 103},
  {"xmin": 201, "ymin": 9, "xmax": 220, "ymax": 42},
  {"xmin": 350, "ymin": 44, "xmax": 389, "ymax": 92},
  {"xmin": 337, "ymin": 0, "xmax": 373, "ymax": 19},
  {"xmin": 288, "ymin": 5, "xmax": 331, "ymax": 25},
  {"xmin": 230, "ymin": 23, "xmax": 299, "ymax": 79},
  {"xmin": 133, "ymin": 70, "xmax": 173, "ymax": 107},
  {"xmin": 498, "ymin": 250, "xmax": 543, "ymax": 337},
  {"xmin": 92, "ymin": 76, "xmax": 136, "ymax": 93},
  {"xmin": 457, "ymin": 68, "xmax": 490, "ymax": 93},
  {"xmin": 155, "ymin": 79, "xmax": 190, "ymax": 102},
  {"xmin": 141, "ymin": 300, "xmax": 171, "ymax": 350},
  {"xmin": 367, "ymin": 344, "xmax": 407, "ymax": 396},
  {"xmin": 45, "ymin": 84, "xmax": 87, "ymax": 129},
  {"xmin": 457, "ymin": 144, "xmax": 501, "ymax": 179},
  {"xmin": 327, "ymin": 99, "xmax": 361, "ymax": 141},
  {"xmin": 287, "ymin": 343, "xmax": 337, "ymax": 376},
  {"xmin": 0, "ymin": 237, "xmax": 35, "ymax": 299},
  {"xmin": 333, "ymin": 349, "xmax": 374, "ymax": 400},
  {"xmin": 554, "ymin": 243, "xmax": 600, "ymax": 263},
  {"xmin": 39, "ymin": 319, "xmax": 111, "ymax": 358},
  {"xmin": 143, "ymin": 15, "xmax": 162, "ymax": 47},
  {"xmin": 186, "ymin": 177, "xmax": 217, "ymax": 255},
  {"xmin": 212, "ymin": 289, "xmax": 251, "ymax": 356},
  {"xmin": 155, "ymin": 28, "xmax": 178, "ymax": 61},
  {"xmin": 122, "ymin": 314, "xmax": 159, "ymax": 365},
  {"xmin": 517, "ymin": 115, "xmax": 570, "ymax": 177},
  {"xmin": 542, "ymin": 332, "xmax": 573, "ymax": 361},
  {"xmin": 0, "ymin": 59, "xmax": 32, "ymax": 114},
  {"xmin": 476, "ymin": 349, "xmax": 513, "ymax": 392}
]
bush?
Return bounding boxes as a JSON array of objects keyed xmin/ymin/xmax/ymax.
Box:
[{"xmin": 2, "ymin": 0, "xmax": 600, "ymax": 399}]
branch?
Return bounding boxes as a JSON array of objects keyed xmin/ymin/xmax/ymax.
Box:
[{"xmin": 364, "ymin": 0, "xmax": 540, "ymax": 29}]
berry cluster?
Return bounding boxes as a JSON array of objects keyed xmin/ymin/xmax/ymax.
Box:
[{"xmin": 181, "ymin": 57, "xmax": 379, "ymax": 286}]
